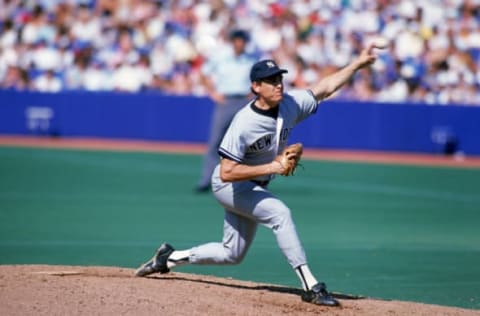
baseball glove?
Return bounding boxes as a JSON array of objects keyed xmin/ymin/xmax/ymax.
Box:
[{"xmin": 275, "ymin": 143, "xmax": 303, "ymax": 176}]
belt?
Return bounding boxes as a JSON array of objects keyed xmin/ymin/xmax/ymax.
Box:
[{"xmin": 251, "ymin": 180, "xmax": 270, "ymax": 187}]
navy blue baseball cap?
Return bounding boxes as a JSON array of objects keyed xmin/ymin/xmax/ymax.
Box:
[{"xmin": 249, "ymin": 59, "xmax": 288, "ymax": 82}]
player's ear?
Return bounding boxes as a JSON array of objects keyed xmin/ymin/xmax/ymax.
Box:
[{"xmin": 251, "ymin": 81, "xmax": 261, "ymax": 94}]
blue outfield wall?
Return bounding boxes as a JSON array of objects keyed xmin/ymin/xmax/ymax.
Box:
[
  {"xmin": 1, "ymin": 90, "xmax": 479, "ymax": 155},
  {"xmin": 0, "ymin": 91, "xmax": 213, "ymax": 143}
]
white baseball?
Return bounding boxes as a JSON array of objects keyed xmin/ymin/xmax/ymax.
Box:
[{"xmin": 372, "ymin": 37, "xmax": 389, "ymax": 49}]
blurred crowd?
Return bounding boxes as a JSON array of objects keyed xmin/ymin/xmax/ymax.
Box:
[{"xmin": 1, "ymin": 0, "xmax": 480, "ymax": 105}]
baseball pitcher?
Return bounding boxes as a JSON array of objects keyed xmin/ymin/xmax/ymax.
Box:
[{"xmin": 136, "ymin": 42, "xmax": 382, "ymax": 306}]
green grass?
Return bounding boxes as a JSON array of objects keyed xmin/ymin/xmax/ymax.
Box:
[{"xmin": 0, "ymin": 146, "xmax": 479, "ymax": 309}]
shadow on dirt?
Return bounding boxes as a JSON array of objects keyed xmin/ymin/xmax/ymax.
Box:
[{"xmin": 151, "ymin": 274, "xmax": 367, "ymax": 300}]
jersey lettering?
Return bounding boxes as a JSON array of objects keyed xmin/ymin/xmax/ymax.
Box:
[{"xmin": 249, "ymin": 134, "xmax": 273, "ymax": 152}]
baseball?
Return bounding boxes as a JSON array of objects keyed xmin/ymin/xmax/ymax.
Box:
[{"xmin": 372, "ymin": 36, "xmax": 389, "ymax": 49}]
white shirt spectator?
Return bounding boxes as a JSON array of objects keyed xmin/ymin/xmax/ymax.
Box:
[
  {"xmin": 395, "ymin": 30, "xmax": 425, "ymax": 60},
  {"xmin": 0, "ymin": 27, "xmax": 16, "ymax": 48},
  {"xmin": 82, "ymin": 64, "xmax": 112, "ymax": 91},
  {"xmin": 22, "ymin": 23, "xmax": 41, "ymax": 45},
  {"xmin": 428, "ymin": 28, "xmax": 450, "ymax": 51},
  {"xmin": 112, "ymin": 63, "xmax": 151, "ymax": 92},
  {"xmin": 30, "ymin": 44, "xmax": 62, "ymax": 71},
  {"xmin": 70, "ymin": 8, "xmax": 101, "ymax": 44},
  {"xmin": 297, "ymin": 37, "xmax": 324, "ymax": 66},
  {"xmin": 377, "ymin": 80, "xmax": 409, "ymax": 103},
  {"xmin": 34, "ymin": 71, "xmax": 62, "ymax": 92},
  {"xmin": 342, "ymin": 7, "xmax": 380, "ymax": 34},
  {"xmin": 164, "ymin": 33, "xmax": 197, "ymax": 64},
  {"xmin": 0, "ymin": 46, "xmax": 19, "ymax": 69},
  {"xmin": 149, "ymin": 43, "xmax": 174, "ymax": 77},
  {"xmin": 252, "ymin": 21, "xmax": 282, "ymax": 53}
]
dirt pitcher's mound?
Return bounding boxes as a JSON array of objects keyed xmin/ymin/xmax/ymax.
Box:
[{"xmin": 0, "ymin": 265, "xmax": 478, "ymax": 316}]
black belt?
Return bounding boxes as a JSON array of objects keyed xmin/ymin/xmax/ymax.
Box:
[{"xmin": 251, "ymin": 180, "xmax": 270, "ymax": 187}]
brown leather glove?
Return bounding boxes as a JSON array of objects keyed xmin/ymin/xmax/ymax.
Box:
[{"xmin": 274, "ymin": 143, "xmax": 303, "ymax": 176}]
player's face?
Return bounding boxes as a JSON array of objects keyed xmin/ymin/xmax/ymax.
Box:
[{"xmin": 255, "ymin": 74, "xmax": 284, "ymax": 105}]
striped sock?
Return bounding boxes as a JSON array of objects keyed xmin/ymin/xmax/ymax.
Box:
[
  {"xmin": 167, "ymin": 249, "xmax": 191, "ymax": 269},
  {"xmin": 295, "ymin": 264, "xmax": 318, "ymax": 291}
]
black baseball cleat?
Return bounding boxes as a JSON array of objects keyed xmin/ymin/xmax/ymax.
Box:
[
  {"xmin": 301, "ymin": 282, "xmax": 340, "ymax": 306},
  {"xmin": 135, "ymin": 243, "xmax": 175, "ymax": 277}
]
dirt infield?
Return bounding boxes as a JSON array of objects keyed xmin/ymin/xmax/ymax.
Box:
[
  {"xmin": 0, "ymin": 265, "xmax": 479, "ymax": 316},
  {"xmin": 1, "ymin": 135, "xmax": 480, "ymax": 168}
]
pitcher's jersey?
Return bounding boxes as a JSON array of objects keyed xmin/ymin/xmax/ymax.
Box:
[{"xmin": 217, "ymin": 89, "xmax": 319, "ymax": 182}]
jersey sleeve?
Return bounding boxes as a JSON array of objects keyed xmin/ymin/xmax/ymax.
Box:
[
  {"xmin": 217, "ymin": 117, "xmax": 246, "ymax": 163},
  {"xmin": 287, "ymin": 89, "xmax": 319, "ymax": 123}
]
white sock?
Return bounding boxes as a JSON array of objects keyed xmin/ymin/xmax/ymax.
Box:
[
  {"xmin": 167, "ymin": 249, "xmax": 191, "ymax": 269},
  {"xmin": 295, "ymin": 264, "xmax": 318, "ymax": 291}
]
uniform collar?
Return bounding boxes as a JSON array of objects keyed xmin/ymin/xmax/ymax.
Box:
[{"xmin": 250, "ymin": 99, "xmax": 279, "ymax": 119}]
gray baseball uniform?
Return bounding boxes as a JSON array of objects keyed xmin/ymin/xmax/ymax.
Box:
[{"xmin": 188, "ymin": 89, "xmax": 318, "ymax": 269}]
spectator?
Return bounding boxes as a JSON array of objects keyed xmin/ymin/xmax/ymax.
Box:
[
  {"xmin": 195, "ymin": 29, "xmax": 257, "ymax": 193},
  {"xmin": 0, "ymin": 65, "xmax": 30, "ymax": 90},
  {"xmin": 33, "ymin": 69, "xmax": 62, "ymax": 92},
  {"xmin": 0, "ymin": 0, "xmax": 478, "ymax": 106},
  {"xmin": 82, "ymin": 58, "xmax": 111, "ymax": 91}
]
